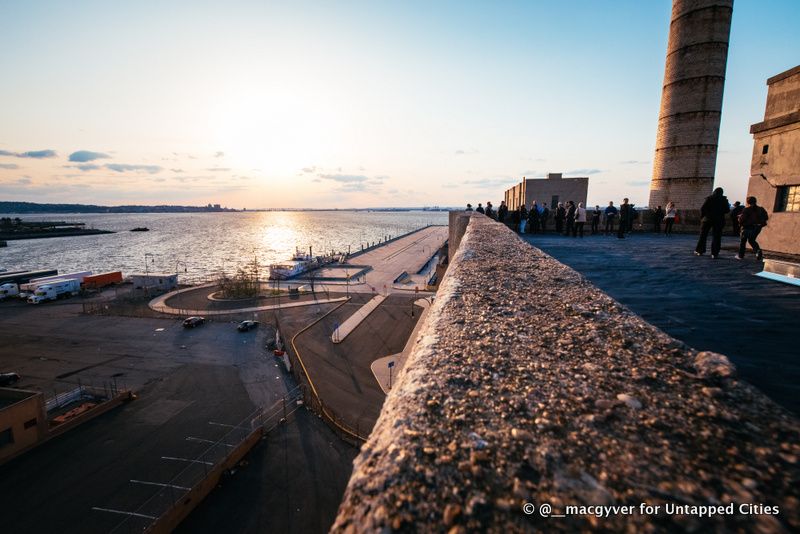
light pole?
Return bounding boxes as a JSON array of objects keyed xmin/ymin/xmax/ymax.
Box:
[{"xmin": 144, "ymin": 253, "xmax": 155, "ymax": 294}]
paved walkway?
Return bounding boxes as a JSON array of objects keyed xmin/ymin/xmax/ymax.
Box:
[
  {"xmin": 150, "ymin": 285, "xmax": 348, "ymax": 316},
  {"xmin": 341, "ymin": 225, "xmax": 447, "ymax": 294},
  {"xmin": 522, "ymin": 232, "xmax": 800, "ymax": 414},
  {"xmin": 371, "ymin": 298, "xmax": 433, "ymax": 393},
  {"xmin": 331, "ymin": 295, "xmax": 386, "ymax": 343}
]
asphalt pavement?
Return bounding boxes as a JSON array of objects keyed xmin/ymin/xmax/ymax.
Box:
[
  {"xmin": 0, "ymin": 296, "xmax": 356, "ymax": 533},
  {"xmin": 522, "ymin": 231, "xmax": 800, "ymax": 414}
]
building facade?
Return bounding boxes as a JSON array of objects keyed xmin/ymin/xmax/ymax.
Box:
[
  {"xmin": 746, "ymin": 64, "xmax": 800, "ymax": 256},
  {"xmin": 504, "ymin": 173, "xmax": 589, "ymax": 211},
  {"xmin": 0, "ymin": 388, "xmax": 47, "ymax": 464},
  {"xmin": 648, "ymin": 0, "xmax": 733, "ymax": 210}
]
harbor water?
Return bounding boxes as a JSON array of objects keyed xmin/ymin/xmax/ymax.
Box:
[{"xmin": 0, "ymin": 211, "xmax": 448, "ymax": 283}]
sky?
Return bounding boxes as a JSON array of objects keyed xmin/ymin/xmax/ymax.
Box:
[{"xmin": 0, "ymin": 0, "xmax": 797, "ymax": 209}]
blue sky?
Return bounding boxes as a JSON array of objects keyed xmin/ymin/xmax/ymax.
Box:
[{"xmin": 0, "ymin": 0, "xmax": 797, "ymax": 208}]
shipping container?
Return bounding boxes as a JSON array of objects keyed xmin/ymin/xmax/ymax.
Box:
[{"xmin": 83, "ymin": 271, "xmax": 123, "ymax": 289}]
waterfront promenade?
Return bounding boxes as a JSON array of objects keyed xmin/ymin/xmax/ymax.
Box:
[
  {"xmin": 523, "ymin": 232, "xmax": 800, "ymax": 414},
  {"xmin": 328, "ymin": 225, "xmax": 447, "ymax": 294}
]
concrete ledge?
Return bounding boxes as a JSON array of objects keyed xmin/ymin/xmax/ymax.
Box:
[{"xmin": 333, "ymin": 213, "xmax": 800, "ymax": 532}]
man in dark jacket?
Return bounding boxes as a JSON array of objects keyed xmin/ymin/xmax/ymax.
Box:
[
  {"xmin": 730, "ymin": 201, "xmax": 743, "ymax": 236},
  {"xmin": 694, "ymin": 187, "xmax": 730, "ymax": 258},
  {"xmin": 617, "ymin": 198, "xmax": 633, "ymax": 239},
  {"xmin": 604, "ymin": 201, "xmax": 618, "ymax": 235},
  {"xmin": 497, "ymin": 201, "xmax": 508, "ymax": 223},
  {"xmin": 564, "ymin": 201, "xmax": 576, "ymax": 236},
  {"xmin": 653, "ymin": 205, "xmax": 665, "ymax": 233},
  {"xmin": 485, "ymin": 201, "xmax": 495, "ymax": 219},
  {"xmin": 555, "ymin": 203, "xmax": 566, "ymax": 233},
  {"xmin": 528, "ymin": 202, "xmax": 540, "ymax": 233},
  {"xmin": 591, "ymin": 205, "xmax": 602, "ymax": 234},
  {"xmin": 736, "ymin": 196, "xmax": 768, "ymax": 261},
  {"xmin": 541, "ymin": 205, "xmax": 550, "ymax": 232}
]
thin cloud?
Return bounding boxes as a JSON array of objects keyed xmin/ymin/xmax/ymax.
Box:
[
  {"xmin": 0, "ymin": 149, "xmax": 57, "ymax": 158},
  {"xmin": 620, "ymin": 160, "xmax": 649, "ymax": 165},
  {"xmin": 462, "ymin": 177, "xmax": 519, "ymax": 188},
  {"xmin": 69, "ymin": 150, "xmax": 109, "ymax": 162},
  {"xmin": 0, "ymin": 163, "xmax": 19, "ymax": 169},
  {"xmin": 455, "ymin": 148, "xmax": 479, "ymax": 156},
  {"xmin": 105, "ymin": 163, "xmax": 163, "ymax": 174},
  {"xmin": 214, "ymin": 151, "xmax": 225, "ymax": 158},
  {"xmin": 318, "ymin": 173, "xmax": 368, "ymax": 183},
  {"xmin": 170, "ymin": 168, "xmax": 184, "ymax": 173},
  {"xmin": 74, "ymin": 163, "xmax": 101, "ymax": 171},
  {"xmin": 336, "ymin": 183, "xmax": 368, "ymax": 193},
  {"xmin": 206, "ymin": 167, "xmax": 231, "ymax": 172},
  {"xmin": 566, "ymin": 168, "xmax": 604, "ymax": 175}
]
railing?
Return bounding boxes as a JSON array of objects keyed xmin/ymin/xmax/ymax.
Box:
[{"xmin": 105, "ymin": 391, "xmax": 303, "ymax": 534}]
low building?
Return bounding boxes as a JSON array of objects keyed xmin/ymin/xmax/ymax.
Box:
[
  {"xmin": 0, "ymin": 388, "xmax": 47, "ymax": 464},
  {"xmin": 503, "ymin": 173, "xmax": 589, "ymax": 211},
  {"xmin": 746, "ymin": 64, "xmax": 800, "ymax": 256},
  {"xmin": 129, "ymin": 272, "xmax": 179, "ymax": 292}
]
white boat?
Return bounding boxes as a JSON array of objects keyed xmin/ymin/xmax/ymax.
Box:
[{"xmin": 269, "ymin": 248, "xmax": 320, "ymax": 280}]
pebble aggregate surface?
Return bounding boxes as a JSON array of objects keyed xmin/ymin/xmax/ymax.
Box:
[{"xmin": 332, "ymin": 214, "xmax": 800, "ymax": 533}]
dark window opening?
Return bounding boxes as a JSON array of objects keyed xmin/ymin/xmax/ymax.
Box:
[
  {"xmin": 551, "ymin": 195, "xmax": 559, "ymax": 209},
  {"xmin": 24, "ymin": 418, "xmax": 37, "ymax": 430},
  {"xmin": 0, "ymin": 427, "xmax": 13, "ymax": 448},
  {"xmin": 762, "ymin": 144, "xmax": 769, "ymax": 155},
  {"xmin": 775, "ymin": 185, "xmax": 800, "ymax": 213}
]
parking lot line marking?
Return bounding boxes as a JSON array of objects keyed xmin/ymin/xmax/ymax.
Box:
[
  {"xmin": 161, "ymin": 455, "xmax": 214, "ymax": 466},
  {"xmin": 130, "ymin": 479, "xmax": 191, "ymax": 490},
  {"xmin": 91, "ymin": 507, "xmax": 157, "ymax": 520},
  {"xmin": 186, "ymin": 436, "xmax": 234, "ymax": 447},
  {"xmin": 208, "ymin": 421, "xmax": 250, "ymax": 430}
]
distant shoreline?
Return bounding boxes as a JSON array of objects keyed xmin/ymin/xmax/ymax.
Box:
[{"xmin": 0, "ymin": 202, "xmax": 453, "ymax": 215}]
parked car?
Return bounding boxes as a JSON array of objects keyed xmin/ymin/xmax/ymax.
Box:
[
  {"xmin": 0, "ymin": 372, "xmax": 21, "ymax": 386},
  {"xmin": 183, "ymin": 316, "xmax": 206, "ymax": 328},
  {"xmin": 237, "ymin": 320, "xmax": 259, "ymax": 332}
]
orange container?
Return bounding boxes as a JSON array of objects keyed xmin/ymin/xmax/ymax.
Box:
[{"xmin": 83, "ymin": 271, "xmax": 123, "ymax": 289}]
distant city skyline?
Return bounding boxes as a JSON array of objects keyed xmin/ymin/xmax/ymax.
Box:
[{"xmin": 1, "ymin": 0, "xmax": 797, "ymax": 209}]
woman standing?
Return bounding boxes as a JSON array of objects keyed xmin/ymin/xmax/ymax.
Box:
[
  {"xmin": 663, "ymin": 201, "xmax": 677, "ymax": 235},
  {"xmin": 574, "ymin": 202, "xmax": 587, "ymax": 237}
]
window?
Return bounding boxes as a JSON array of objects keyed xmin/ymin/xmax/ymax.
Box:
[
  {"xmin": 775, "ymin": 185, "xmax": 800, "ymax": 213},
  {"xmin": 551, "ymin": 195, "xmax": 559, "ymax": 209},
  {"xmin": 762, "ymin": 144, "xmax": 769, "ymax": 155},
  {"xmin": 0, "ymin": 427, "xmax": 13, "ymax": 448},
  {"xmin": 24, "ymin": 418, "xmax": 37, "ymax": 430}
]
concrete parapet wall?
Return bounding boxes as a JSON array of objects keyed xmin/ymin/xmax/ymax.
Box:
[{"xmin": 333, "ymin": 212, "xmax": 800, "ymax": 532}]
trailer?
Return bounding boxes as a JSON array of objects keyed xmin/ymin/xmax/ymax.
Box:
[
  {"xmin": 27, "ymin": 279, "xmax": 81, "ymax": 304},
  {"xmin": 20, "ymin": 271, "xmax": 92, "ymax": 294},
  {"xmin": 0, "ymin": 283, "xmax": 19, "ymax": 300},
  {"xmin": 83, "ymin": 271, "xmax": 123, "ymax": 289},
  {"xmin": 0, "ymin": 269, "xmax": 58, "ymax": 286}
]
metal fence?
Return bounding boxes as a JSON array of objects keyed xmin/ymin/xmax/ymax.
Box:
[
  {"xmin": 277, "ymin": 312, "xmax": 372, "ymax": 446},
  {"xmin": 45, "ymin": 379, "xmax": 127, "ymax": 413},
  {"xmin": 104, "ymin": 388, "xmax": 303, "ymax": 534}
]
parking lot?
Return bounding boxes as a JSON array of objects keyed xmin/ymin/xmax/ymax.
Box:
[{"xmin": 0, "ymin": 295, "xmax": 355, "ymax": 533}]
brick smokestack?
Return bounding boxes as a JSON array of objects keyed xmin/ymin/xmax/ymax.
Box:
[{"xmin": 648, "ymin": 0, "xmax": 733, "ymax": 210}]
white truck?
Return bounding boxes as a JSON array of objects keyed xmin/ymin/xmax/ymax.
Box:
[
  {"xmin": 27, "ymin": 279, "xmax": 81, "ymax": 304},
  {"xmin": 19, "ymin": 271, "xmax": 91, "ymax": 299},
  {"xmin": 0, "ymin": 283, "xmax": 19, "ymax": 300}
]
